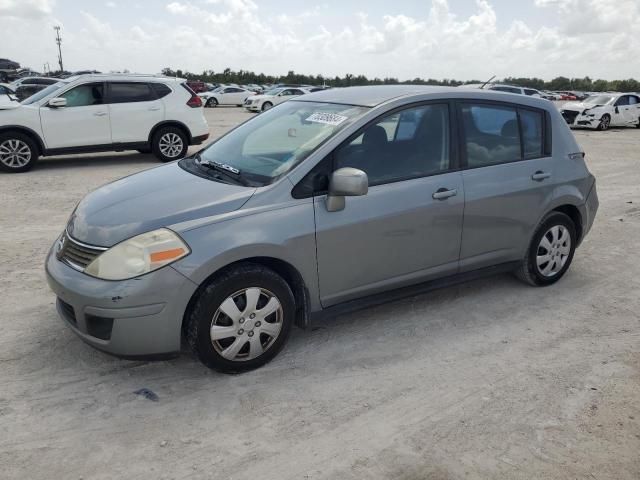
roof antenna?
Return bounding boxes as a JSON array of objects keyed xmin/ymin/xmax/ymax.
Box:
[{"xmin": 480, "ymin": 75, "xmax": 496, "ymax": 89}]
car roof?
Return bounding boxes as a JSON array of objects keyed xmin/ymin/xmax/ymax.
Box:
[
  {"xmin": 295, "ymin": 85, "xmax": 460, "ymax": 107},
  {"xmin": 293, "ymin": 85, "xmax": 555, "ymax": 109},
  {"xmin": 67, "ymin": 74, "xmax": 186, "ymax": 83}
]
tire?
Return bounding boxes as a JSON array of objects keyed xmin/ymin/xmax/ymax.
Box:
[
  {"xmin": 636, "ymin": 117, "xmax": 640, "ymax": 129},
  {"xmin": 136, "ymin": 147, "xmax": 151, "ymax": 154},
  {"xmin": 261, "ymin": 102, "xmax": 273, "ymax": 112},
  {"xmin": 597, "ymin": 114, "xmax": 610, "ymax": 131},
  {"xmin": 515, "ymin": 211, "xmax": 577, "ymax": 287},
  {"xmin": 185, "ymin": 264, "xmax": 295, "ymax": 373},
  {"xmin": 151, "ymin": 126, "xmax": 188, "ymax": 162},
  {"xmin": 206, "ymin": 98, "xmax": 218, "ymax": 108},
  {"xmin": 0, "ymin": 131, "xmax": 39, "ymax": 173}
]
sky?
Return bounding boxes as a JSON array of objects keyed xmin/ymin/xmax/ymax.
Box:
[{"xmin": 1, "ymin": 0, "xmax": 638, "ymax": 81}]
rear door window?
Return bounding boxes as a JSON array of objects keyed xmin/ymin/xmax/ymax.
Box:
[
  {"xmin": 108, "ymin": 82, "xmax": 155, "ymax": 103},
  {"xmin": 460, "ymin": 104, "xmax": 521, "ymax": 167}
]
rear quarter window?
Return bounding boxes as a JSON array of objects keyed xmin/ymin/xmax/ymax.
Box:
[{"xmin": 150, "ymin": 82, "xmax": 172, "ymax": 98}]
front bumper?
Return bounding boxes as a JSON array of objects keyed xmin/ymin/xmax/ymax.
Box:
[
  {"xmin": 561, "ymin": 110, "xmax": 599, "ymax": 129},
  {"xmin": 45, "ymin": 247, "xmax": 199, "ymax": 357}
]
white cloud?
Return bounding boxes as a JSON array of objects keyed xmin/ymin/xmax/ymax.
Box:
[
  {"xmin": 0, "ymin": 0, "xmax": 638, "ymax": 80},
  {"xmin": 106, "ymin": 1, "xmax": 116, "ymax": 7},
  {"xmin": 0, "ymin": 0, "xmax": 54, "ymax": 18}
]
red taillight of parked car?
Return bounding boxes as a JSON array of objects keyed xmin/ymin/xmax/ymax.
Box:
[{"xmin": 187, "ymin": 95, "xmax": 202, "ymax": 108}]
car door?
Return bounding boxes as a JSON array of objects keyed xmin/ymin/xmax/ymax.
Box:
[
  {"xmin": 457, "ymin": 101, "xmax": 555, "ymax": 271},
  {"xmin": 231, "ymin": 88, "xmax": 249, "ymax": 104},
  {"xmin": 616, "ymin": 95, "xmax": 640, "ymax": 125},
  {"xmin": 107, "ymin": 82, "xmax": 164, "ymax": 144},
  {"xmin": 39, "ymin": 81, "xmax": 111, "ymax": 148},
  {"xmin": 313, "ymin": 102, "xmax": 464, "ymax": 307}
]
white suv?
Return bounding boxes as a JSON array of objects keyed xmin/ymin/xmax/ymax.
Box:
[{"xmin": 0, "ymin": 74, "xmax": 209, "ymax": 172}]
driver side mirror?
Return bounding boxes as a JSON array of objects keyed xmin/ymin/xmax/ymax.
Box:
[
  {"xmin": 326, "ymin": 167, "xmax": 368, "ymax": 212},
  {"xmin": 48, "ymin": 97, "xmax": 67, "ymax": 108}
]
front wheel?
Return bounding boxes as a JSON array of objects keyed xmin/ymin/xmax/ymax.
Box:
[
  {"xmin": 151, "ymin": 127, "xmax": 188, "ymax": 162},
  {"xmin": 261, "ymin": 102, "xmax": 273, "ymax": 112},
  {"xmin": 597, "ymin": 114, "xmax": 610, "ymax": 131},
  {"xmin": 185, "ymin": 264, "xmax": 295, "ymax": 373},
  {"xmin": 0, "ymin": 132, "xmax": 39, "ymax": 173},
  {"xmin": 515, "ymin": 212, "xmax": 577, "ymax": 286},
  {"xmin": 206, "ymin": 98, "xmax": 218, "ymax": 108}
]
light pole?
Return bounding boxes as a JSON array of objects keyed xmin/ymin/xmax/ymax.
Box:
[{"xmin": 54, "ymin": 26, "xmax": 64, "ymax": 72}]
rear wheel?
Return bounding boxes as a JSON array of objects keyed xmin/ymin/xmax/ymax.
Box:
[
  {"xmin": 515, "ymin": 212, "xmax": 576, "ymax": 286},
  {"xmin": 597, "ymin": 114, "xmax": 610, "ymax": 131},
  {"xmin": 185, "ymin": 264, "xmax": 295, "ymax": 373},
  {"xmin": 151, "ymin": 127, "xmax": 188, "ymax": 162},
  {"xmin": 0, "ymin": 132, "xmax": 39, "ymax": 173}
]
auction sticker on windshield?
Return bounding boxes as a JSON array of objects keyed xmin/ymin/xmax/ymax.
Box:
[{"xmin": 306, "ymin": 112, "xmax": 348, "ymax": 126}]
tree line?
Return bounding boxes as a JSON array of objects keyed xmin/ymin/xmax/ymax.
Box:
[{"xmin": 161, "ymin": 68, "xmax": 640, "ymax": 92}]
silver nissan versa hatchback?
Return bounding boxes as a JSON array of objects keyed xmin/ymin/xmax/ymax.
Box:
[{"xmin": 46, "ymin": 86, "xmax": 599, "ymax": 372}]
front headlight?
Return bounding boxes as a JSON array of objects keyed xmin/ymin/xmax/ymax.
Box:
[{"xmin": 84, "ymin": 228, "xmax": 190, "ymax": 280}]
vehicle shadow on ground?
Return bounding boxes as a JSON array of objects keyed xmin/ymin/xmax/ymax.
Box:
[{"xmin": 33, "ymin": 152, "xmax": 158, "ymax": 170}]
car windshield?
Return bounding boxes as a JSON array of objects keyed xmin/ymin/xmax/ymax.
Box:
[
  {"xmin": 190, "ymin": 101, "xmax": 369, "ymax": 186},
  {"xmin": 264, "ymin": 88, "xmax": 284, "ymax": 96},
  {"xmin": 584, "ymin": 95, "xmax": 614, "ymax": 105},
  {"xmin": 21, "ymin": 82, "xmax": 67, "ymax": 105}
]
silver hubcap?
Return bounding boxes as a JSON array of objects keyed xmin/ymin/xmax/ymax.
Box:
[
  {"xmin": 536, "ymin": 225, "xmax": 571, "ymax": 277},
  {"xmin": 210, "ymin": 287, "xmax": 283, "ymax": 362},
  {"xmin": 600, "ymin": 116, "xmax": 610, "ymax": 129},
  {"xmin": 263, "ymin": 103, "xmax": 272, "ymax": 111},
  {"xmin": 158, "ymin": 133, "xmax": 184, "ymax": 158},
  {"xmin": 0, "ymin": 139, "xmax": 31, "ymax": 168}
]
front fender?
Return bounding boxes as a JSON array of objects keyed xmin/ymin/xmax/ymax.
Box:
[{"xmin": 171, "ymin": 200, "xmax": 321, "ymax": 311}]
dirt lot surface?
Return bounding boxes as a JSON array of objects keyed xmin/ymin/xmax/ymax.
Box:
[{"xmin": 1, "ymin": 107, "xmax": 639, "ymax": 480}]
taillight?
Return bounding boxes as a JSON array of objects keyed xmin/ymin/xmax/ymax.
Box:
[{"xmin": 187, "ymin": 95, "xmax": 202, "ymax": 108}]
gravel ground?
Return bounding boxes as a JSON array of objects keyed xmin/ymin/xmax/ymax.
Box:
[{"xmin": 1, "ymin": 107, "xmax": 639, "ymax": 480}]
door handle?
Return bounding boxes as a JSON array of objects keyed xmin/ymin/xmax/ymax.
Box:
[
  {"xmin": 93, "ymin": 112, "xmax": 107, "ymax": 117},
  {"xmin": 432, "ymin": 188, "xmax": 458, "ymax": 200},
  {"xmin": 531, "ymin": 171, "xmax": 551, "ymax": 181},
  {"xmin": 148, "ymin": 107, "xmax": 161, "ymax": 111}
]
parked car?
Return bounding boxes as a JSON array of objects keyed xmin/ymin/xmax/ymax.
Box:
[
  {"xmin": 0, "ymin": 74, "xmax": 209, "ymax": 172},
  {"xmin": 556, "ymin": 92, "xmax": 578, "ymax": 101},
  {"xmin": 244, "ymin": 87, "xmax": 310, "ymax": 112},
  {"xmin": 199, "ymin": 86, "xmax": 254, "ymax": 107},
  {"xmin": 0, "ymin": 84, "xmax": 19, "ymax": 109},
  {"xmin": 10, "ymin": 77, "xmax": 59, "ymax": 100},
  {"xmin": 0, "ymin": 58, "xmax": 20, "ymax": 82},
  {"xmin": 186, "ymin": 80, "xmax": 208, "ymax": 93},
  {"xmin": 488, "ymin": 84, "xmax": 543, "ymax": 98},
  {"xmin": 45, "ymin": 85, "xmax": 598, "ymax": 372},
  {"xmin": 560, "ymin": 93, "xmax": 640, "ymax": 130}
]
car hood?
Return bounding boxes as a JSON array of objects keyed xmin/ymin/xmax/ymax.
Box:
[
  {"xmin": 67, "ymin": 162, "xmax": 256, "ymax": 247},
  {"xmin": 562, "ymin": 101, "xmax": 606, "ymax": 111},
  {"xmin": 0, "ymin": 99, "xmax": 21, "ymax": 109}
]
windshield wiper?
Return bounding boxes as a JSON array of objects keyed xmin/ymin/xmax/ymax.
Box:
[{"xmin": 195, "ymin": 154, "xmax": 251, "ymax": 186}]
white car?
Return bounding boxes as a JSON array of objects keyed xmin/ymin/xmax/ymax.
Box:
[
  {"xmin": 244, "ymin": 87, "xmax": 310, "ymax": 112},
  {"xmin": 199, "ymin": 86, "xmax": 254, "ymax": 107},
  {"xmin": 0, "ymin": 84, "xmax": 19, "ymax": 109},
  {"xmin": 560, "ymin": 93, "xmax": 640, "ymax": 130},
  {"xmin": 488, "ymin": 84, "xmax": 543, "ymax": 98},
  {"xmin": 0, "ymin": 74, "xmax": 209, "ymax": 172}
]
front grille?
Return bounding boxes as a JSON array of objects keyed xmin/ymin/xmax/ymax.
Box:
[
  {"xmin": 57, "ymin": 232, "xmax": 106, "ymax": 271},
  {"xmin": 561, "ymin": 110, "xmax": 579, "ymax": 124}
]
